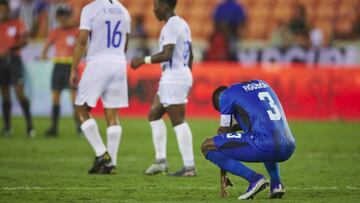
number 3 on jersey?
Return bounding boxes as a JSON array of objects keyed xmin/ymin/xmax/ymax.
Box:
[
  {"xmin": 258, "ymin": 92, "xmax": 282, "ymax": 121},
  {"xmin": 105, "ymin": 20, "xmax": 122, "ymax": 48}
]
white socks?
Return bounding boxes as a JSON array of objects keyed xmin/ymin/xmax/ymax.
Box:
[
  {"xmin": 174, "ymin": 122, "xmax": 195, "ymax": 168},
  {"xmin": 150, "ymin": 119, "xmax": 167, "ymax": 161},
  {"xmin": 107, "ymin": 125, "xmax": 122, "ymax": 166},
  {"xmin": 81, "ymin": 119, "xmax": 107, "ymax": 157},
  {"xmin": 81, "ymin": 119, "xmax": 122, "ymax": 166}
]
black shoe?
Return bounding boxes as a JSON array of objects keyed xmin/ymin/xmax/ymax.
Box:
[
  {"xmin": 100, "ymin": 165, "xmax": 117, "ymax": 174},
  {"xmin": 88, "ymin": 152, "xmax": 111, "ymax": 174},
  {"xmin": 44, "ymin": 127, "xmax": 58, "ymax": 137},
  {"xmin": 168, "ymin": 167, "xmax": 197, "ymax": 177},
  {"xmin": 27, "ymin": 127, "xmax": 36, "ymax": 138}
]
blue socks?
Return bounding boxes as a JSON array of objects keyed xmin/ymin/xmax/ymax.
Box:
[
  {"xmin": 206, "ymin": 150, "xmax": 256, "ymax": 181},
  {"xmin": 263, "ymin": 162, "xmax": 281, "ymax": 183}
]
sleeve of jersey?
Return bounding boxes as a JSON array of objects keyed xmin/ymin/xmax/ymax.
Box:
[
  {"xmin": 162, "ymin": 20, "xmax": 181, "ymax": 45},
  {"xmin": 219, "ymin": 93, "xmax": 234, "ymax": 127},
  {"xmin": 79, "ymin": 7, "xmax": 92, "ymax": 31}
]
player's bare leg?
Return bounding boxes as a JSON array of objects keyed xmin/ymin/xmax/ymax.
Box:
[
  {"xmin": 145, "ymin": 95, "xmax": 168, "ymax": 175},
  {"xmin": 101, "ymin": 108, "xmax": 122, "ymax": 174},
  {"xmin": 76, "ymin": 104, "xmax": 110, "ymax": 174},
  {"xmin": 1, "ymin": 85, "xmax": 12, "ymax": 137},
  {"xmin": 166, "ymin": 104, "xmax": 196, "ymax": 177},
  {"xmin": 45, "ymin": 91, "xmax": 61, "ymax": 136},
  {"xmin": 14, "ymin": 83, "xmax": 35, "ymax": 138}
]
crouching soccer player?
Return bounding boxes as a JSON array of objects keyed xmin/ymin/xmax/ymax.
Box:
[{"xmin": 201, "ymin": 80, "xmax": 295, "ymax": 200}]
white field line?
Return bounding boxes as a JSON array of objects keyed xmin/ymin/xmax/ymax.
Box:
[{"xmin": 1, "ymin": 186, "xmax": 360, "ymax": 191}]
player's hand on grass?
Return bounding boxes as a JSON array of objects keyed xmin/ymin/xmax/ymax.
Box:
[
  {"xmin": 69, "ymin": 70, "xmax": 78, "ymax": 89},
  {"xmin": 220, "ymin": 175, "xmax": 233, "ymax": 198},
  {"xmin": 130, "ymin": 58, "xmax": 144, "ymax": 70}
]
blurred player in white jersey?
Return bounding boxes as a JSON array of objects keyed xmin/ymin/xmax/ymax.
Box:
[
  {"xmin": 131, "ymin": 0, "xmax": 196, "ymax": 177},
  {"xmin": 69, "ymin": 0, "xmax": 130, "ymax": 174}
]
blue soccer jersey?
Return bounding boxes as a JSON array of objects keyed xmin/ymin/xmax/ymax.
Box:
[{"xmin": 219, "ymin": 80, "xmax": 295, "ymax": 151}]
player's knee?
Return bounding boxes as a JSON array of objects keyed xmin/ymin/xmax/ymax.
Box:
[
  {"xmin": 169, "ymin": 117, "xmax": 184, "ymax": 127},
  {"xmin": 201, "ymin": 138, "xmax": 216, "ymax": 158},
  {"xmin": 75, "ymin": 104, "xmax": 91, "ymax": 122},
  {"xmin": 147, "ymin": 110, "xmax": 162, "ymax": 121}
]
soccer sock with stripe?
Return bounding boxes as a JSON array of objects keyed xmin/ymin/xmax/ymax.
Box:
[
  {"xmin": 81, "ymin": 119, "xmax": 107, "ymax": 157},
  {"xmin": 206, "ymin": 150, "xmax": 256, "ymax": 182},
  {"xmin": 2, "ymin": 100, "xmax": 11, "ymax": 130},
  {"xmin": 106, "ymin": 125, "xmax": 122, "ymax": 166},
  {"xmin": 174, "ymin": 122, "xmax": 195, "ymax": 168},
  {"xmin": 263, "ymin": 162, "xmax": 281, "ymax": 183},
  {"xmin": 150, "ymin": 119, "xmax": 167, "ymax": 161}
]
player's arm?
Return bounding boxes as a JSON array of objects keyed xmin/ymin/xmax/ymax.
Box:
[
  {"xmin": 130, "ymin": 44, "xmax": 175, "ymax": 69},
  {"xmin": 220, "ymin": 169, "xmax": 233, "ymax": 198},
  {"xmin": 69, "ymin": 30, "xmax": 89, "ymax": 88}
]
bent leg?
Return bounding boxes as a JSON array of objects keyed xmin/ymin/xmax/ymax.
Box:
[{"xmin": 201, "ymin": 137, "xmax": 257, "ymax": 182}]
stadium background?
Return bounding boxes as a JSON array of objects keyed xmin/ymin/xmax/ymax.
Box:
[
  {"xmin": 1, "ymin": 0, "xmax": 360, "ymax": 202},
  {"xmin": 5, "ymin": 0, "xmax": 360, "ymax": 120}
]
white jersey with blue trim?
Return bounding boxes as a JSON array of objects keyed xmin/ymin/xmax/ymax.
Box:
[
  {"xmin": 159, "ymin": 15, "xmax": 192, "ymax": 85},
  {"xmin": 79, "ymin": 0, "xmax": 131, "ymax": 62}
]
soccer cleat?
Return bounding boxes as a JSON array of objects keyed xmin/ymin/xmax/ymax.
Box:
[
  {"xmin": 168, "ymin": 166, "xmax": 197, "ymax": 177},
  {"xmin": 1, "ymin": 128, "xmax": 13, "ymax": 138},
  {"xmin": 27, "ymin": 128, "xmax": 36, "ymax": 138},
  {"xmin": 144, "ymin": 160, "xmax": 169, "ymax": 176},
  {"xmin": 269, "ymin": 182, "xmax": 285, "ymax": 199},
  {"xmin": 88, "ymin": 152, "xmax": 111, "ymax": 174},
  {"xmin": 100, "ymin": 165, "xmax": 117, "ymax": 175},
  {"xmin": 238, "ymin": 174, "xmax": 269, "ymax": 200},
  {"xmin": 44, "ymin": 127, "xmax": 58, "ymax": 137}
]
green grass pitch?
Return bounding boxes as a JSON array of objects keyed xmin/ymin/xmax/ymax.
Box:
[{"xmin": 1, "ymin": 117, "xmax": 360, "ymax": 202}]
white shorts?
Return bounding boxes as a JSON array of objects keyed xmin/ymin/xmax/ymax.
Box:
[
  {"xmin": 157, "ymin": 82, "xmax": 192, "ymax": 107},
  {"xmin": 75, "ymin": 59, "xmax": 128, "ymax": 108}
]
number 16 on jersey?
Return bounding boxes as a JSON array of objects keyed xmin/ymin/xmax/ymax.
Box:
[{"xmin": 105, "ymin": 20, "xmax": 122, "ymax": 48}]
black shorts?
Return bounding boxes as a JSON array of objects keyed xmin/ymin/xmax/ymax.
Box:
[
  {"xmin": 0, "ymin": 55, "xmax": 25, "ymax": 86},
  {"xmin": 52, "ymin": 63, "xmax": 71, "ymax": 91}
]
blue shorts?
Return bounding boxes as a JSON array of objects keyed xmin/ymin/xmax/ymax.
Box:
[{"xmin": 213, "ymin": 132, "xmax": 294, "ymax": 163}]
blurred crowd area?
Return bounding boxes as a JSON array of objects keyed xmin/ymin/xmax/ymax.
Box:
[
  {"xmin": 6, "ymin": 0, "xmax": 360, "ymax": 62},
  {"xmin": 9, "ymin": 0, "xmax": 360, "ymax": 41}
]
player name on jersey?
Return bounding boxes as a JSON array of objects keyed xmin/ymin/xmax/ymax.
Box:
[{"xmin": 242, "ymin": 81, "xmax": 269, "ymax": 92}]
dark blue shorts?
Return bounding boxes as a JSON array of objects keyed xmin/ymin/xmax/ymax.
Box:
[{"xmin": 213, "ymin": 132, "xmax": 294, "ymax": 163}]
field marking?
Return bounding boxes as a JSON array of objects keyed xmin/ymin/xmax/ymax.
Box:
[{"xmin": 2, "ymin": 186, "xmax": 360, "ymax": 191}]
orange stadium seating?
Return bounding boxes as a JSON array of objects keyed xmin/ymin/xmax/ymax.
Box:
[{"xmin": 39, "ymin": 0, "xmax": 360, "ymax": 41}]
